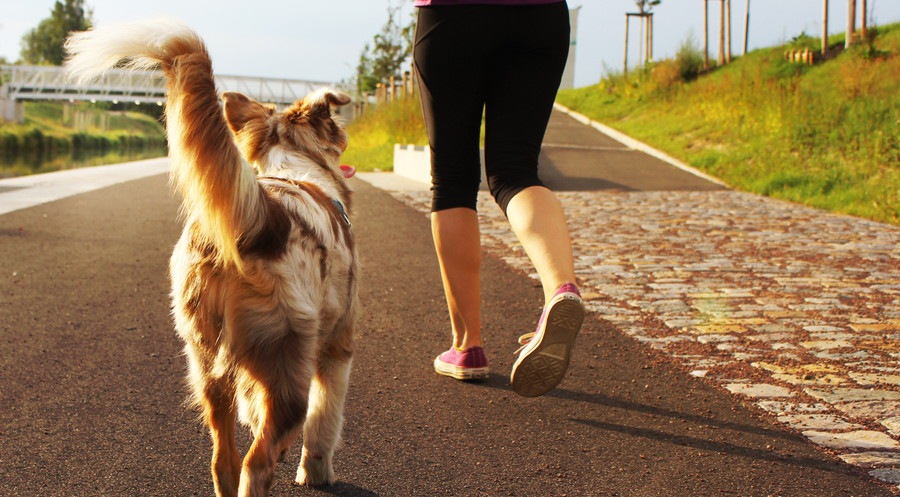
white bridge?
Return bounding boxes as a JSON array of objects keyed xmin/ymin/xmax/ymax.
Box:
[{"xmin": 0, "ymin": 64, "xmax": 340, "ymax": 122}]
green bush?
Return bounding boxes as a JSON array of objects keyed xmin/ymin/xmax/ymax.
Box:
[{"xmin": 674, "ymin": 33, "xmax": 705, "ymax": 81}]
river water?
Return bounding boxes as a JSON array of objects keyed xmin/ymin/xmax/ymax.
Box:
[{"xmin": 0, "ymin": 145, "xmax": 168, "ymax": 179}]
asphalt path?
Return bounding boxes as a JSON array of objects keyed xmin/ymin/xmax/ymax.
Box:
[{"xmin": 0, "ymin": 111, "xmax": 895, "ymax": 496}]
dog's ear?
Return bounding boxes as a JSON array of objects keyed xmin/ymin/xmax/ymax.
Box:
[
  {"xmin": 320, "ymin": 90, "xmax": 352, "ymax": 109},
  {"xmin": 223, "ymin": 92, "xmax": 271, "ymax": 132},
  {"xmin": 306, "ymin": 89, "xmax": 352, "ymax": 114}
]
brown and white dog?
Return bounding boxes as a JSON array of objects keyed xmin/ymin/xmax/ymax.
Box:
[{"xmin": 66, "ymin": 19, "xmax": 359, "ymax": 497}]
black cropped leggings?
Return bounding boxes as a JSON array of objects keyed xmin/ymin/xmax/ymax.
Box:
[{"xmin": 413, "ymin": 2, "xmax": 570, "ymax": 215}]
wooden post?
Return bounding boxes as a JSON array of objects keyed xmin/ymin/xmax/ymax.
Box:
[
  {"xmin": 718, "ymin": 0, "xmax": 726, "ymax": 66},
  {"xmin": 637, "ymin": 14, "xmax": 645, "ymax": 67},
  {"xmin": 822, "ymin": 0, "xmax": 829, "ymax": 55},
  {"xmin": 623, "ymin": 14, "xmax": 630, "ymax": 77},
  {"xmin": 704, "ymin": 0, "xmax": 710, "ymax": 70},
  {"xmin": 648, "ymin": 14, "xmax": 654, "ymax": 63},
  {"xmin": 846, "ymin": 0, "xmax": 856, "ymax": 48},
  {"xmin": 400, "ymin": 72, "xmax": 407, "ymax": 99},
  {"xmin": 860, "ymin": 0, "xmax": 867, "ymax": 41},
  {"xmin": 743, "ymin": 0, "xmax": 750, "ymax": 55},
  {"xmin": 726, "ymin": 0, "xmax": 732, "ymax": 63}
]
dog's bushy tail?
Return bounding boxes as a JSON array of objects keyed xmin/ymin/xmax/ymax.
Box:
[{"xmin": 66, "ymin": 19, "xmax": 262, "ymax": 269}]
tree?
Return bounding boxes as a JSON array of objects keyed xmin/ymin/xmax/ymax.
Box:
[
  {"xmin": 355, "ymin": 1, "xmax": 414, "ymax": 96},
  {"xmin": 625, "ymin": 0, "xmax": 660, "ymax": 72},
  {"xmin": 634, "ymin": 0, "xmax": 661, "ymax": 14},
  {"xmin": 20, "ymin": 0, "xmax": 92, "ymax": 66}
]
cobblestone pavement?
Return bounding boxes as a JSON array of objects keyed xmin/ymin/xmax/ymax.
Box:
[{"xmin": 384, "ymin": 186, "xmax": 900, "ymax": 490}]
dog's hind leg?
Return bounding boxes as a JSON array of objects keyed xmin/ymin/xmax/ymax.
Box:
[
  {"xmin": 296, "ymin": 332, "xmax": 354, "ymax": 487},
  {"xmin": 202, "ymin": 378, "xmax": 241, "ymax": 497},
  {"xmin": 237, "ymin": 335, "xmax": 315, "ymax": 497}
]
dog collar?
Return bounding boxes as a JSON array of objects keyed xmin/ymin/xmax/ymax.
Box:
[{"xmin": 332, "ymin": 199, "xmax": 351, "ymax": 228}]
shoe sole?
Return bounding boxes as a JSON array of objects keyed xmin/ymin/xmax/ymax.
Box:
[
  {"xmin": 434, "ymin": 357, "xmax": 490, "ymax": 381},
  {"xmin": 510, "ymin": 295, "xmax": 584, "ymax": 397}
]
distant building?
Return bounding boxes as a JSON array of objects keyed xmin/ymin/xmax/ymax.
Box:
[{"xmin": 560, "ymin": 6, "xmax": 581, "ymax": 90}]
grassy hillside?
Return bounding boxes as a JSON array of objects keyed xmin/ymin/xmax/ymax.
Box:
[{"xmin": 557, "ymin": 24, "xmax": 899, "ymax": 225}]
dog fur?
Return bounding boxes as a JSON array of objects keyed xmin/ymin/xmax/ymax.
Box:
[{"xmin": 65, "ymin": 19, "xmax": 359, "ymax": 497}]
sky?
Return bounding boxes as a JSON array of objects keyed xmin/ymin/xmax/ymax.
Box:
[{"xmin": 1, "ymin": 0, "xmax": 899, "ymax": 89}]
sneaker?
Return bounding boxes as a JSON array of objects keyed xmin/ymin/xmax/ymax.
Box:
[
  {"xmin": 434, "ymin": 346, "xmax": 490, "ymax": 380},
  {"xmin": 510, "ymin": 283, "xmax": 584, "ymax": 397}
]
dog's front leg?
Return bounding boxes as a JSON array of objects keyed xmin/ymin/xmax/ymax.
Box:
[
  {"xmin": 199, "ymin": 381, "xmax": 240, "ymax": 497},
  {"xmin": 190, "ymin": 350, "xmax": 241, "ymax": 497}
]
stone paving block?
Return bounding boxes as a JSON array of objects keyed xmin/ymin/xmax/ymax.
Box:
[
  {"xmin": 840, "ymin": 452, "xmax": 900, "ymax": 468},
  {"xmin": 756, "ymin": 401, "xmax": 830, "ymax": 414},
  {"xmin": 801, "ymin": 340, "xmax": 853, "ymax": 350},
  {"xmin": 733, "ymin": 352, "xmax": 761, "ymax": 361},
  {"xmin": 881, "ymin": 417, "xmax": 900, "ymax": 436},
  {"xmin": 850, "ymin": 372, "xmax": 900, "ymax": 386},
  {"xmin": 749, "ymin": 324, "xmax": 797, "ymax": 334},
  {"xmin": 777, "ymin": 413, "xmax": 864, "ymax": 431},
  {"xmin": 764, "ymin": 311, "xmax": 808, "ymax": 319},
  {"xmin": 802, "ymin": 430, "xmax": 900, "ymax": 451},
  {"xmin": 805, "ymin": 388, "xmax": 900, "ymax": 404},
  {"xmin": 804, "ymin": 325, "xmax": 848, "ymax": 332},
  {"xmin": 771, "ymin": 343, "xmax": 799, "ymax": 351},
  {"xmin": 852, "ymin": 323, "xmax": 900, "ymax": 333},
  {"xmin": 868, "ymin": 468, "xmax": 900, "ymax": 485},
  {"xmin": 691, "ymin": 324, "xmax": 747, "ymax": 335},
  {"xmin": 753, "ymin": 362, "xmax": 843, "ymax": 380},
  {"xmin": 813, "ymin": 350, "xmax": 872, "ymax": 361},
  {"xmin": 664, "ymin": 319, "xmax": 702, "ymax": 329},
  {"xmin": 809, "ymin": 332, "xmax": 856, "ymax": 341},
  {"xmin": 858, "ymin": 339, "xmax": 900, "ymax": 352},
  {"xmin": 772, "ymin": 373, "xmax": 848, "ymax": 387},
  {"xmin": 747, "ymin": 332, "xmax": 795, "ymax": 342},
  {"xmin": 832, "ymin": 401, "xmax": 900, "ymax": 422},
  {"xmin": 725, "ymin": 383, "xmax": 794, "ymax": 398},
  {"xmin": 697, "ymin": 334, "xmax": 739, "ymax": 344}
]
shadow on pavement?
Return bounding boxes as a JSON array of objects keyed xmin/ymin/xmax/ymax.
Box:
[
  {"xmin": 470, "ymin": 374, "xmax": 857, "ymax": 474},
  {"xmin": 303, "ymin": 481, "xmax": 379, "ymax": 497},
  {"xmin": 570, "ymin": 417, "xmax": 857, "ymax": 474}
]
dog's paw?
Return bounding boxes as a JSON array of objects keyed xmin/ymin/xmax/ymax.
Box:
[{"xmin": 295, "ymin": 448, "xmax": 334, "ymax": 487}]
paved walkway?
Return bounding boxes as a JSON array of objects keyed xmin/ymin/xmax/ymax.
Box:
[
  {"xmin": 1, "ymin": 108, "xmax": 899, "ymax": 495},
  {"xmin": 364, "ymin": 107, "xmax": 900, "ymax": 489}
]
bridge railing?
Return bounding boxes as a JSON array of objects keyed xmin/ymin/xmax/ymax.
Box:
[
  {"xmin": 1, "ymin": 65, "xmax": 166, "ymax": 104},
  {"xmin": 0, "ymin": 65, "xmax": 340, "ymax": 106}
]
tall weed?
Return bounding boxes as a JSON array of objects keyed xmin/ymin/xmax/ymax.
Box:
[{"xmin": 342, "ymin": 93, "xmax": 428, "ymax": 171}]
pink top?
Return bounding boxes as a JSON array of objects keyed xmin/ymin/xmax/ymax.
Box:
[{"xmin": 415, "ymin": 0, "xmax": 563, "ymax": 5}]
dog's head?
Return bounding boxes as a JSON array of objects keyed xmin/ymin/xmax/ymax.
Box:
[{"xmin": 222, "ymin": 89, "xmax": 351, "ymax": 179}]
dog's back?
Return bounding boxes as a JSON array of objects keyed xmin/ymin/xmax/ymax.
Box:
[{"xmin": 67, "ymin": 19, "xmax": 358, "ymax": 497}]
